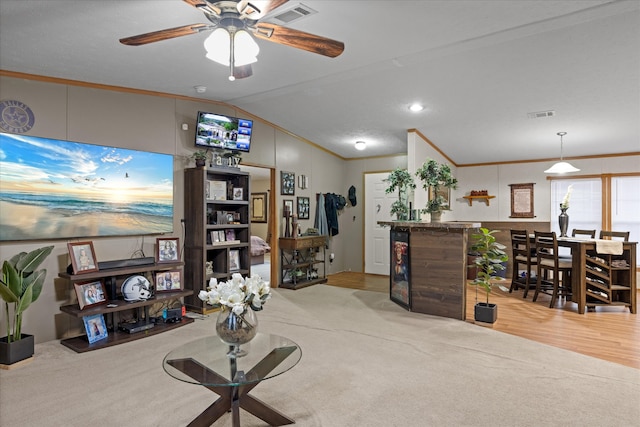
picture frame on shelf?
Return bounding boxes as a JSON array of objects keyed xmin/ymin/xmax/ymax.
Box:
[
  {"xmin": 297, "ymin": 196, "xmax": 310, "ymax": 219},
  {"xmin": 156, "ymin": 237, "xmax": 179, "ymax": 263},
  {"xmin": 509, "ymin": 183, "xmax": 535, "ymax": 218},
  {"xmin": 280, "ymin": 171, "xmax": 295, "ymax": 195},
  {"xmin": 208, "ymin": 180, "xmax": 227, "ymax": 200},
  {"xmin": 68, "ymin": 241, "xmax": 99, "ymax": 274},
  {"xmin": 74, "ymin": 280, "xmax": 107, "ymax": 310},
  {"xmin": 225, "ymin": 229, "xmax": 236, "ymax": 242},
  {"xmin": 211, "ymin": 230, "xmax": 221, "ymax": 244},
  {"xmin": 229, "ymin": 249, "xmax": 240, "ymax": 271},
  {"xmin": 250, "ymin": 192, "xmax": 267, "ymax": 223},
  {"xmin": 83, "ymin": 314, "xmax": 108, "ymax": 344},
  {"xmin": 155, "ymin": 270, "xmax": 182, "ymax": 292},
  {"xmin": 232, "ymin": 187, "xmax": 243, "ymax": 201}
]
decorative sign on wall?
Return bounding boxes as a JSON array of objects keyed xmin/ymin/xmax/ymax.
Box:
[
  {"xmin": 509, "ymin": 183, "xmax": 535, "ymax": 218},
  {"xmin": 0, "ymin": 99, "xmax": 35, "ymax": 133}
]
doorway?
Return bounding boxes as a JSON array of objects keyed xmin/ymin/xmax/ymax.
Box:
[{"xmin": 363, "ymin": 172, "xmax": 395, "ymax": 275}]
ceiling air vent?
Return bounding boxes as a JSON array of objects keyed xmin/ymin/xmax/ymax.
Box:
[
  {"xmin": 270, "ymin": 3, "xmax": 317, "ymax": 24},
  {"xmin": 527, "ymin": 110, "xmax": 555, "ymax": 119}
]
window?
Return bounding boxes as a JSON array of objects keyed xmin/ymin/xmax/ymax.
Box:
[
  {"xmin": 550, "ymin": 179, "xmax": 601, "ymax": 235},
  {"xmin": 611, "ymin": 176, "xmax": 640, "ymax": 244}
]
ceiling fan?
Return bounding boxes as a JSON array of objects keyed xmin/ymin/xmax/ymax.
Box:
[{"xmin": 119, "ymin": 0, "xmax": 345, "ymax": 80}]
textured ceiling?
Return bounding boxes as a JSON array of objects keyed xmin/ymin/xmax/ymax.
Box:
[{"xmin": 0, "ymin": 0, "xmax": 638, "ymax": 163}]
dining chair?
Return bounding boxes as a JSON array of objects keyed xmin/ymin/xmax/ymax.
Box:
[
  {"xmin": 571, "ymin": 229, "xmax": 596, "ymax": 238},
  {"xmin": 599, "ymin": 230, "xmax": 630, "ymax": 241},
  {"xmin": 533, "ymin": 231, "xmax": 573, "ymax": 308},
  {"xmin": 509, "ymin": 229, "xmax": 537, "ymax": 298}
]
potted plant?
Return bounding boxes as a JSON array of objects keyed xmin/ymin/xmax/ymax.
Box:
[
  {"xmin": 384, "ymin": 167, "xmax": 416, "ymax": 220},
  {"xmin": 469, "ymin": 228, "xmax": 508, "ymax": 324},
  {"xmin": 191, "ymin": 149, "xmax": 209, "ymax": 167},
  {"xmin": 415, "ymin": 158, "xmax": 458, "ymax": 222},
  {"xmin": 0, "ymin": 245, "xmax": 53, "ymax": 365}
]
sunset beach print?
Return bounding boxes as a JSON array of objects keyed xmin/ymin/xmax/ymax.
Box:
[{"xmin": 0, "ymin": 133, "xmax": 174, "ymax": 241}]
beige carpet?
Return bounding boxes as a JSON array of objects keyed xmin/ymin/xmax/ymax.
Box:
[{"xmin": 1, "ymin": 285, "xmax": 638, "ymax": 426}]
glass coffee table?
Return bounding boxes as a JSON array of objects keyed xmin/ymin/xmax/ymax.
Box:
[{"xmin": 163, "ymin": 333, "xmax": 301, "ymax": 427}]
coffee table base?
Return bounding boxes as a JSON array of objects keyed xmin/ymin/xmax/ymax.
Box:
[{"xmin": 167, "ymin": 346, "xmax": 297, "ymax": 427}]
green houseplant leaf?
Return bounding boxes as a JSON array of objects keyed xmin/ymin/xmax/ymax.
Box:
[
  {"xmin": 469, "ymin": 228, "xmax": 509, "ymax": 304},
  {"xmin": 1, "ymin": 246, "xmax": 53, "ymax": 342}
]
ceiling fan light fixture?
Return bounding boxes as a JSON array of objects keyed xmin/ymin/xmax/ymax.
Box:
[
  {"xmin": 355, "ymin": 140, "xmax": 366, "ymax": 150},
  {"xmin": 233, "ymin": 30, "xmax": 260, "ymax": 66},
  {"xmin": 544, "ymin": 131, "xmax": 580, "ymax": 174},
  {"xmin": 204, "ymin": 28, "xmax": 230, "ymax": 65},
  {"xmin": 409, "ymin": 103, "xmax": 424, "ymax": 112}
]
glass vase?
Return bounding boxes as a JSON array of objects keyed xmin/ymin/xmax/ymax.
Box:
[
  {"xmin": 558, "ymin": 205, "xmax": 569, "ymax": 237},
  {"xmin": 216, "ymin": 307, "xmax": 258, "ymax": 358}
]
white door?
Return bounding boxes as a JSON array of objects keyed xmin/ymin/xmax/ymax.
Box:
[{"xmin": 364, "ymin": 172, "xmax": 395, "ymax": 275}]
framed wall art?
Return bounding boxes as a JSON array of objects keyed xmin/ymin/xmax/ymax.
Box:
[
  {"xmin": 428, "ymin": 186, "xmax": 452, "ymax": 210},
  {"xmin": 281, "ymin": 171, "xmax": 295, "ymax": 195},
  {"xmin": 68, "ymin": 241, "xmax": 99, "ymax": 274},
  {"xmin": 250, "ymin": 192, "xmax": 267, "ymax": 223},
  {"xmin": 297, "ymin": 196, "xmax": 310, "ymax": 220},
  {"xmin": 390, "ymin": 230, "xmax": 411, "ymax": 309},
  {"xmin": 157, "ymin": 237, "xmax": 179, "ymax": 263},
  {"xmin": 74, "ymin": 280, "xmax": 107, "ymax": 310},
  {"xmin": 509, "ymin": 183, "xmax": 535, "ymax": 218},
  {"xmin": 283, "ymin": 199, "xmax": 294, "ymax": 217}
]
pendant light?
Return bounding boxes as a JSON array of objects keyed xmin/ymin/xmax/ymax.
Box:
[{"xmin": 544, "ymin": 132, "xmax": 580, "ymax": 174}]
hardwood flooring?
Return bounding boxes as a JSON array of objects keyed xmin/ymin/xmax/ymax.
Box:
[{"xmin": 326, "ymin": 272, "xmax": 639, "ymax": 369}]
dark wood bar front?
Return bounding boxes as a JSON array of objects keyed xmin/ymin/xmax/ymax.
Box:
[{"xmin": 379, "ymin": 221, "xmax": 480, "ymax": 320}]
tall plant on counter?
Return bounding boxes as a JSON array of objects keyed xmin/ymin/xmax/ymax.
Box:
[
  {"xmin": 384, "ymin": 168, "xmax": 416, "ymax": 220},
  {"xmin": 415, "ymin": 158, "xmax": 458, "ymax": 221}
]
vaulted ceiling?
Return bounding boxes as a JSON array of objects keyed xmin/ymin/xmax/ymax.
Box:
[{"xmin": 1, "ymin": 1, "xmax": 638, "ymax": 164}]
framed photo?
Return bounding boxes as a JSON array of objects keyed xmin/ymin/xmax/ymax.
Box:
[
  {"xmin": 251, "ymin": 192, "xmax": 267, "ymax": 223},
  {"xmin": 428, "ymin": 186, "xmax": 451, "ymax": 210},
  {"xmin": 509, "ymin": 183, "xmax": 535, "ymax": 218},
  {"xmin": 232, "ymin": 187, "xmax": 243, "ymax": 201},
  {"xmin": 155, "ymin": 270, "xmax": 182, "ymax": 292},
  {"xmin": 229, "ymin": 249, "xmax": 241, "ymax": 271},
  {"xmin": 208, "ymin": 180, "xmax": 227, "ymax": 200},
  {"xmin": 297, "ymin": 196, "xmax": 310, "ymax": 219},
  {"xmin": 83, "ymin": 314, "xmax": 108, "ymax": 344},
  {"xmin": 225, "ymin": 229, "xmax": 236, "ymax": 242},
  {"xmin": 156, "ymin": 237, "xmax": 179, "ymax": 263},
  {"xmin": 68, "ymin": 241, "xmax": 99, "ymax": 274},
  {"xmin": 74, "ymin": 280, "xmax": 107, "ymax": 310},
  {"xmin": 390, "ymin": 230, "xmax": 411, "ymax": 309},
  {"xmin": 281, "ymin": 171, "xmax": 295, "ymax": 195},
  {"xmin": 283, "ymin": 199, "xmax": 294, "ymax": 217}
]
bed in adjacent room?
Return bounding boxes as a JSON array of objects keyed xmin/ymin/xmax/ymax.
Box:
[{"xmin": 251, "ymin": 235, "xmax": 271, "ymax": 265}]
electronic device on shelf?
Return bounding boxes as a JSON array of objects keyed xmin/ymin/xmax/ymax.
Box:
[
  {"xmin": 120, "ymin": 321, "xmax": 154, "ymax": 334},
  {"xmin": 195, "ymin": 111, "xmax": 253, "ymax": 153}
]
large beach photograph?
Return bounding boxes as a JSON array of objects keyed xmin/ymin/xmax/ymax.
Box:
[{"xmin": 0, "ymin": 132, "xmax": 174, "ymax": 241}]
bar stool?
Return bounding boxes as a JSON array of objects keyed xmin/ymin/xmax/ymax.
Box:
[
  {"xmin": 509, "ymin": 229, "xmax": 537, "ymax": 298},
  {"xmin": 599, "ymin": 230, "xmax": 630, "ymax": 241},
  {"xmin": 572, "ymin": 229, "xmax": 596, "ymax": 238},
  {"xmin": 533, "ymin": 231, "xmax": 573, "ymax": 308}
]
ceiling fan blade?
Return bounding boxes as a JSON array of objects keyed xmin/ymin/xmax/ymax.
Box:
[
  {"xmin": 252, "ymin": 23, "xmax": 344, "ymax": 58},
  {"xmin": 233, "ymin": 64, "xmax": 253, "ymax": 79},
  {"xmin": 183, "ymin": 0, "xmax": 221, "ymax": 15},
  {"xmin": 119, "ymin": 23, "xmax": 215, "ymax": 46}
]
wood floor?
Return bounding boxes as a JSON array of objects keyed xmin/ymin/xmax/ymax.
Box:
[{"xmin": 325, "ymin": 272, "xmax": 639, "ymax": 369}]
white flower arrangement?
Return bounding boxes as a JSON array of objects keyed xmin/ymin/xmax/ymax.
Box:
[
  {"xmin": 198, "ymin": 273, "xmax": 271, "ymax": 315},
  {"xmin": 560, "ymin": 184, "xmax": 573, "ymax": 209}
]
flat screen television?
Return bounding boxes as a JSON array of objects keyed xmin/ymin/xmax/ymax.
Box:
[
  {"xmin": 195, "ymin": 111, "xmax": 253, "ymax": 152},
  {"xmin": 0, "ymin": 132, "xmax": 174, "ymax": 241}
]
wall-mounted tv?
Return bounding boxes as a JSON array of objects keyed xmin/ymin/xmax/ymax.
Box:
[
  {"xmin": 0, "ymin": 132, "xmax": 174, "ymax": 241},
  {"xmin": 195, "ymin": 111, "xmax": 253, "ymax": 152}
]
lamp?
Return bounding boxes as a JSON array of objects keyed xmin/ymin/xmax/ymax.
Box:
[
  {"xmin": 354, "ymin": 140, "xmax": 366, "ymax": 150},
  {"xmin": 204, "ymin": 27, "xmax": 259, "ymax": 81},
  {"xmin": 544, "ymin": 132, "xmax": 580, "ymax": 174}
]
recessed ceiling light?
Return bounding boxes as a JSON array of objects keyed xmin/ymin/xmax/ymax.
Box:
[
  {"xmin": 409, "ymin": 103, "xmax": 424, "ymax": 112},
  {"xmin": 354, "ymin": 140, "xmax": 366, "ymax": 150}
]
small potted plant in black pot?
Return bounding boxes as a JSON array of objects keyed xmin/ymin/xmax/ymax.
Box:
[
  {"xmin": 0, "ymin": 245, "xmax": 53, "ymax": 366},
  {"xmin": 469, "ymin": 228, "xmax": 508, "ymax": 324},
  {"xmin": 191, "ymin": 149, "xmax": 209, "ymax": 167}
]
